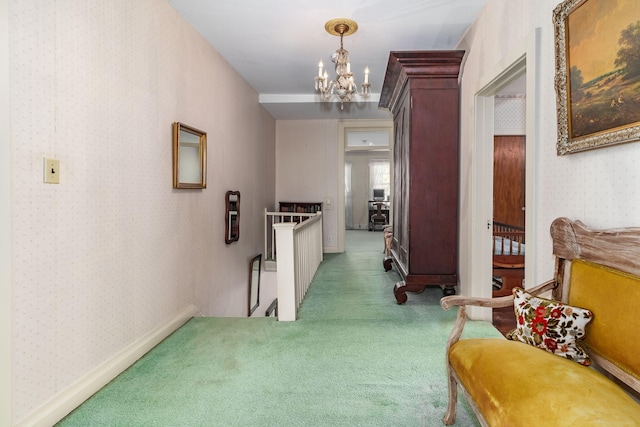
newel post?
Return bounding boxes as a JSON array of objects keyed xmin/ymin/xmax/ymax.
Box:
[{"xmin": 273, "ymin": 222, "xmax": 297, "ymax": 321}]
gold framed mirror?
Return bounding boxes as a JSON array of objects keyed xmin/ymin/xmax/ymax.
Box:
[{"xmin": 173, "ymin": 122, "xmax": 207, "ymax": 189}]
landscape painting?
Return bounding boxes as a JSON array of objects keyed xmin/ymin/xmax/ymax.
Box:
[{"xmin": 554, "ymin": 0, "xmax": 640, "ymax": 154}]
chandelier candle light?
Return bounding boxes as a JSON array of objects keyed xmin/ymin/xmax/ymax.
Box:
[{"xmin": 314, "ymin": 18, "xmax": 371, "ymax": 109}]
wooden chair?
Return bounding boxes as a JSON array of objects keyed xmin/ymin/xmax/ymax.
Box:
[{"xmin": 369, "ymin": 202, "xmax": 387, "ymax": 231}]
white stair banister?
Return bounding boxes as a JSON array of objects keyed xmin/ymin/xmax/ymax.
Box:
[{"xmin": 273, "ymin": 212, "xmax": 323, "ymax": 321}]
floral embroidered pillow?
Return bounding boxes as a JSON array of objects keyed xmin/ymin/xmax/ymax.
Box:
[{"xmin": 506, "ymin": 287, "xmax": 594, "ymax": 366}]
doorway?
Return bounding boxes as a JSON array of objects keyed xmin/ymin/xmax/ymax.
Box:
[
  {"xmin": 337, "ymin": 121, "xmax": 394, "ymax": 253},
  {"xmin": 467, "ymin": 29, "xmax": 539, "ymax": 322},
  {"xmin": 492, "ymin": 90, "xmax": 527, "ymax": 334},
  {"xmin": 344, "ymin": 154, "xmax": 390, "ymax": 231}
]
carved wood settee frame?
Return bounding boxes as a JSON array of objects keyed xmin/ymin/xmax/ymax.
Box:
[{"xmin": 440, "ymin": 217, "xmax": 640, "ymax": 426}]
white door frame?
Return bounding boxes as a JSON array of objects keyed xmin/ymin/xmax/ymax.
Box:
[{"xmin": 467, "ymin": 29, "xmax": 540, "ymax": 320}]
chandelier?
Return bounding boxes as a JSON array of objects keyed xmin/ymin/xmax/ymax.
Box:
[{"xmin": 314, "ymin": 18, "xmax": 371, "ymax": 109}]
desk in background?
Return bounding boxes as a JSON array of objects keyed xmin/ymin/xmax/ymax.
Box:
[{"xmin": 368, "ymin": 201, "xmax": 389, "ymax": 231}]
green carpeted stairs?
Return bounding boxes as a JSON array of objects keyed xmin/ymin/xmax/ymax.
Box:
[{"xmin": 58, "ymin": 231, "xmax": 501, "ymax": 426}]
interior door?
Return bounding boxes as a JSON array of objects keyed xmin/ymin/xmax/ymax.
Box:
[
  {"xmin": 493, "ymin": 135, "xmax": 525, "ymax": 228},
  {"xmin": 492, "ymin": 135, "xmax": 525, "ymax": 329}
]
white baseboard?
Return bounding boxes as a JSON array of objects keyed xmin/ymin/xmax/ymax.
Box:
[
  {"xmin": 323, "ymin": 247, "xmax": 340, "ymax": 253},
  {"xmin": 16, "ymin": 305, "xmax": 200, "ymax": 427}
]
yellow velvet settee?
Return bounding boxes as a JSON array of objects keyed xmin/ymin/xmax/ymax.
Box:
[{"xmin": 441, "ymin": 218, "xmax": 640, "ymax": 426}]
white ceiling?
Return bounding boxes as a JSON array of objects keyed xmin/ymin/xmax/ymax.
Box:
[{"xmin": 167, "ymin": 0, "xmax": 492, "ymax": 120}]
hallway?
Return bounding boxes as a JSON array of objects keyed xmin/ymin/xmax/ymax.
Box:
[
  {"xmin": 58, "ymin": 230, "xmax": 501, "ymax": 426},
  {"xmin": 345, "ymin": 229, "xmax": 386, "ymax": 252},
  {"xmin": 346, "ymin": 229, "xmax": 515, "ymax": 335}
]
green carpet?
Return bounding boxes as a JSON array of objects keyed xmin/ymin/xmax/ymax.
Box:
[{"xmin": 58, "ymin": 231, "xmax": 501, "ymax": 426}]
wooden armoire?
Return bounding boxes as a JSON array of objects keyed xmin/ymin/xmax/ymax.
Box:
[{"xmin": 379, "ymin": 51, "xmax": 464, "ymax": 303}]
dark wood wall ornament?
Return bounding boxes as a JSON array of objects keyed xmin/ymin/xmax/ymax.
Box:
[{"xmin": 225, "ymin": 191, "xmax": 240, "ymax": 244}]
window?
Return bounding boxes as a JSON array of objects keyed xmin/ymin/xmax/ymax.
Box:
[
  {"xmin": 347, "ymin": 130, "xmax": 391, "ymax": 148},
  {"xmin": 369, "ymin": 160, "xmax": 390, "ymax": 200}
]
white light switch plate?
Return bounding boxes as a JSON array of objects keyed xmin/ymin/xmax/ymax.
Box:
[{"xmin": 44, "ymin": 158, "xmax": 60, "ymax": 184}]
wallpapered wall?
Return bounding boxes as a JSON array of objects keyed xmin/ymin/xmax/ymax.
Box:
[
  {"xmin": 495, "ymin": 96, "xmax": 526, "ymax": 135},
  {"xmin": 9, "ymin": 0, "xmax": 275, "ymax": 423},
  {"xmin": 458, "ymin": 0, "xmax": 640, "ymax": 289},
  {"xmin": 276, "ymin": 120, "xmax": 340, "ymax": 252}
]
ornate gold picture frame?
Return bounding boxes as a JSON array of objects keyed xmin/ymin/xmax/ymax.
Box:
[{"xmin": 553, "ymin": 0, "xmax": 640, "ymax": 154}]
